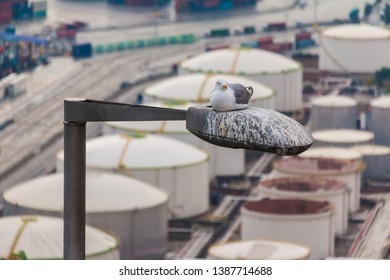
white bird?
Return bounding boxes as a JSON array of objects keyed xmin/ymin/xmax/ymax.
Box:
[{"xmin": 210, "ymin": 79, "xmax": 253, "ymax": 112}]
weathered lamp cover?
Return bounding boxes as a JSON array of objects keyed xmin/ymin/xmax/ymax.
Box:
[{"xmin": 186, "ymin": 105, "xmax": 313, "ymax": 156}]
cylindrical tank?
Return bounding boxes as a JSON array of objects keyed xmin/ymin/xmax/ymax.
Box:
[
  {"xmin": 3, "ymin": 172, "xmax": 168, "ymax": 260},
  {"xmin": 56, "ymin": 134, "xmax": 209, "ymax": 219},
  {"xmin": 370, "ymin": 96, "xmax": 390, "ymax": 146},
  {"xmin": 350, "ymin": 145, "xmax": 390, "ymax": 182},
  {"xmin": 312, "ymin": 129, "xmax": 374, "ymax": 147},
  {"xmin": 0, "ymin": 215, "xmax": 119, "ymax": 260},
  {"xmin": 241, "ymin": 199, "xmax": 334, "ymax": 259},
  {"xmin": 256, "ymin": 177, "xmax": 348, "ymax": 235},
  {"xmin": 208, "ymin": 239, "xmax": 310, "ymax": 260},
  {"xmin": 298, "ymin": 146, "xmax": 362, "ymax": 161},
  {"xmin": 142, "ymin": 73, "xmax": 275, "ymax": 109},
  {"xmin": 179, "ymin": 48, "xmax": 302, "ymax": 113},
  {"xmin": 271, "ymin": 157, "xmax": 364, "ymax": 212},
  {"xmin": 103, "ymin": 101, "xmax": 245, "ymax": 178},
  {"xmin": 310, "ymin": 95, "xmax": 357, "ymax": 132},
  {"xmin": 319, "ymin": 24, "xmax": 390, "ymax": 73}
]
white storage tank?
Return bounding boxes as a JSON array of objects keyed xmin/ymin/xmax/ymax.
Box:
[
  {"xmin": 271, "ymin": 157, "xmax": 364, "ymax": 212},
  {"xmin": 310, "ymin": 95, "xmax": 357, "ymax": 132},
  {"xmin": 312, "ymin": 129, "xmax": 374, "ymax": 147},
  {"xmin": 3, "ymin": 172, "xmax": 168, "ymax": 260},
  {"xmin": 298, "ymin": 146, "xmax": 362, "ymax": 161},
  {"xmin": 56, "ymin": 134, "xmax": 209, "ymax": 219},
  {"xmin": 103, "ymin": 101, "xmax": 244, "ymax": 178},
  {"xmin": 208, "ymin": 239, "xmax": 310, "ymax": 260},
  {"xmin": 319, "ymin": 24, "xmax": 390, "ymax": 73},
  {"xmin": 143, "ymin": 73, "xmax": 275, "ymax": 109},
  {"xmin": 256, "ymin": 177, "xmax": 348, "ymax": 235},
  {"xmin": 179, "ymin": 48, "xmax": 302, "ymax": 113},
  {"xmin": 0, "ymin": 215, "xmax": 119, "ymax": 260},
  {"xmin": 241, "ymin": 199, "xmax": 334, "ymax": 259},
  {"xmin": 350, "ymin": 145, "xmax": 390, "ymax": 182},
  {"xmin": 370, "ymin": 96, "xmax": 390, "ymax": 146}
]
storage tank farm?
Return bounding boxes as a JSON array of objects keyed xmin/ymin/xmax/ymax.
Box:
[
  {"xmin": 3, "ymin": 172, "xmax": 168, "ymax": 260},
  {"xmin": 0, "ymin": 215, "xmax": 120, "ymax": 260},
  {"xmin": 240, "ymin": 199, "xmax": 334, "ymax": 259},
  {"xmin": 208, "ymin": 239, "xmax": 310, "ymax": 260},
  {"xmin": 255, "ymin": 177, "xmax": 348, "ymax": 235},
  {"xmin": 370, "ymin": 96, "xmax": 390, "ymax": 146},
  {"xmin": 319, "ymin": 24, "xmax": 390, "ymax": 73},
  {"xmin": 270, "ymin": 156, "xmax": 364, "ymax": 213},
  {"xmin": 56, "ymin": 134, "xmax": 209, "ymax": 219},
  {"xmin": 178, "ymin": 48, "xmax": 302, "ymax": 113},
  {"xmin": 310, "ymin": 95, "xmax": 357, "ymax": 132}
]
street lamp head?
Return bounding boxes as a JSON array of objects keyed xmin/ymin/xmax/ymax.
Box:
[{"xmin": 186, "ymin": 104, "xmax": 313, "ymax": 156}]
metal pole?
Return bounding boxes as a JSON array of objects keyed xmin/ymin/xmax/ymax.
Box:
[{"xmin": 64, "ymin": 121, "xmax": 86, "ymax": 260}]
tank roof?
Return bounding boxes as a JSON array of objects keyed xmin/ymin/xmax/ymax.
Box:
[
  {"xmin": 273, "ymin": 157, "xmax": 362, "ymax": 174},
  {"xmin": 299, "ymin": 147, "xmax": 362, "ymax": 160},
  {"xmin": 311, "ymin": 95, "xmax": 357, "ymax": 107},
  {"xmin": 350, "ymin": 145, "xmax": 390, "ymax": 156},
  {"xmin": 260, "ymin": 177, "xmax": 346, "ymax": 192},
  {"xmin": 0, "ymin": 215, "xmax": 118, "ymax": 259},
  {"xmin": 57, "ymin": 134, "xmax": 209, "ymax": 170},
  {"xmin": 208, "ymin": 239, "xmax": 310, "ymax": 260},
  {"xmin": 322, "ymin": 24, "xmax": 390, "ymax": 40},
  {"xmin": 179, "ymin": 48, "xmax": 301, "ymax": 75},
  {"xmin": 4, "ymin": 173, "xmax": 168, "ymax": 212},
  {"xmin": 370, "ymin": 96, "xmax": 390, "ymax": 108},
  {"xmin": 312, "ymin": 129, "xmax": 374, "ymax": 144},
  {"xmin": 144, "ymin": 73, "xmax": 274, "ymax": 102},
  {"xmin": 243, "ymin": 198, "xmax": 331, "ymax": 215}
]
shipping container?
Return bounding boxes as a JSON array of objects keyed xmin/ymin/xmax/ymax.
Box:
[
  {"xmin": 4, "ymin": 26, "xmax": 16, "ymax": 34},
  {"xmin": 0, "ymin": 1, "xmax": 13, "ymax": 24},
  {"xmin": 259, "ymin": 42, "xmax": 292, "ymax": 53},
  {"xmin": 256, "ymin": 36, "xmax": 273, "ymax": 47},
  {"xmin": 205, "ymin": 28, "xmax": 230, "ymax": 37},
  {"xmin": 12, "ymin": 1, "xmax": 32, "ymax": 20},
  {"xmin": 295, "ymin": 38, "xmax": 316, "ymax": 49},
  {"xmin": 243, "ymin": 26, "xmax": 256, "ymax": 34},
  {"xmin": 295, "ymin": 31, "xmax": 312, "ymax": 41},
  {"xmin": 205, "ymin": 44, "xmax": 230, "ymax": 51},
  {"xmin": 72, "ymin": 43, "xmax": 93, "ymax": 59},
  {"xmin": 240, "ymin": 41, "xmax": 258, "ymax": 48},
  {"xmin": 263, "ymin": 22, "xmax": 287, "ymax": 32},
  {"xmin": 175, "ymin": 0, "xmax": 257, "ymax": 12}
]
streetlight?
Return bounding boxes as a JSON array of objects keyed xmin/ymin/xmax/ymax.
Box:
[{"xmin": 63, "ymin": 98, "xmax": 313, "ymax": 260}]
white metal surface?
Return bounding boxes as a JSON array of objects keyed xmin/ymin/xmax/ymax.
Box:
[
  {"xmin": 0, "ymin": 215, "xmax": 119, "ymax": 260},
  {"xmin": 3, "ymin": 172, "xmax": 168, "ymax": 260},
  {"xmin": 255, "ymin": 177, "xmax": 349, "ymax": 235},
  {"xmin": 241, "ymin": 199, "xmax": 334, "ymax": 259},
  {"xmin": 312, "ymin": 129, "xmax": 374, "ymax": 147},
  {"xmin": 208, "ymin": 239, "xmax": 310, "ymax": 260},
  {"xmin": 370, "ymin": 96, "xmax": 390, "ymax": 146},
  {"xmin": 350, "ymin": 145, "xmax": 390, "ymax": 181},
  {"xmin": 310, "ymin": 95, "xmax": 357, "ymax": 131},
  {"xmin": 299, "ymin": 147, "xmax": 362, "ymax": 160},
  {"xmin": 179, "ymin": 48, "xmax": 302, "ymax": 112},
  {"xmin": 143, "ymin": 73, "xmax": 275, "ymax": 109},
  {"xmin": 57, "ymin": 134, "xmax": 209, "ymax": 219},
  {"xmin": 103, "ymin": 101, "xmax": 245, "ymax": 178},
  {"xmin": 319, "ymin": 24, "xmax": 390, "ymax": 73},
  {"xmin": 271, "ymin": 157, "xmax": 364, "ymax": 212}
]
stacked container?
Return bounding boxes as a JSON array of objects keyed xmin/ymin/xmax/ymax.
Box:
[
  {"xmin": 295, "ymin": 32, "xmax": 316, "ymax": 49},
  {"xmin": 30, "ymin": 0, "xmax": 46, "ymax": 19},
  {"xmin": 12, "ymin": 0, "xmax": 31, "ymax": 20},
  {"xmin": 0, "ymin": 1, "xmax": 13, "ymax": 24}
]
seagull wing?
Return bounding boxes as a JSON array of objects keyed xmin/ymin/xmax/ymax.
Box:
[{"xmin": 228, "ymin": 83, "xmax": 253, "ymax": 104}]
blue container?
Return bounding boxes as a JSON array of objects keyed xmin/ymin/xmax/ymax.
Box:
[
  {"xmin": 241, "ymin": 41, "xmax": 258, "ymax": 48},
  {"xmin": 220, "ymin": 0, "xmax": 233, "ymax": 10},
  {"xmin": 295, "ymin": 38, "xmax": 316, "ymax": 49},
  {"xmin": 72, "ymin": 43, "xmax": 93, "ymax": 58}
]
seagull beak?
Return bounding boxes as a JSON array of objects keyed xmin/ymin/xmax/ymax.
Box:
[{"xmin": 223, "ymin": 84, "xmax": 228, "ymax": 90}]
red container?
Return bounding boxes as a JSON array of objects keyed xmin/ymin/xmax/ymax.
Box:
[
  {"xmin": 0, "ymin": 1, "xmax": 12, "ymax": 24},
  {"xmin": 256, "ymin": 36, "xmax": 273, "ymax": 46},
  {"xmin": 295, "ymin": 32, "xmax": 312, "ymax": 41},
  {"xmin": 56, "ymin": 29, "xmax": 77, "ymax": 39}
]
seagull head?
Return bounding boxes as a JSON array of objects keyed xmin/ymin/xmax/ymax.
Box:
[{"xmin": 215, "ymin": 79, "xmax": 228, "ymax": 91}]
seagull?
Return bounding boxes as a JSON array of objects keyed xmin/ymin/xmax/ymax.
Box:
[{"xmin": 210, "ymin": 79, "xmax": 253, "ymax": 112}]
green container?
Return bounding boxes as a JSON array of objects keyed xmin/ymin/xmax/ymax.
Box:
[
  {"xmin": 168, "ymin": 36, "xmax": 178, "ymax": 44},
  {"xmin": 33, "ymin": 10, "xmax": 47, "ymax": 19},
  {"xmin": 159, "ymin": 37, "xmax": 167, "ymax": 46},
  {"xmin": 94, "ymin": 45, "xmax": 105, "ymax": 54},
  {"xmin": 116, "ymin": 42, "xmax": 126, "ymax": 51},
  {"xmin": 106, "ymin": 44, "xmax": 115, "ymax": 52},
  {"xmin": 126, "ymin": 41, "xmax": 135, "ymax": 49},
  {"xmin": 136, "ymin": 40, "xmax": 145, "ymax": 48}
]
